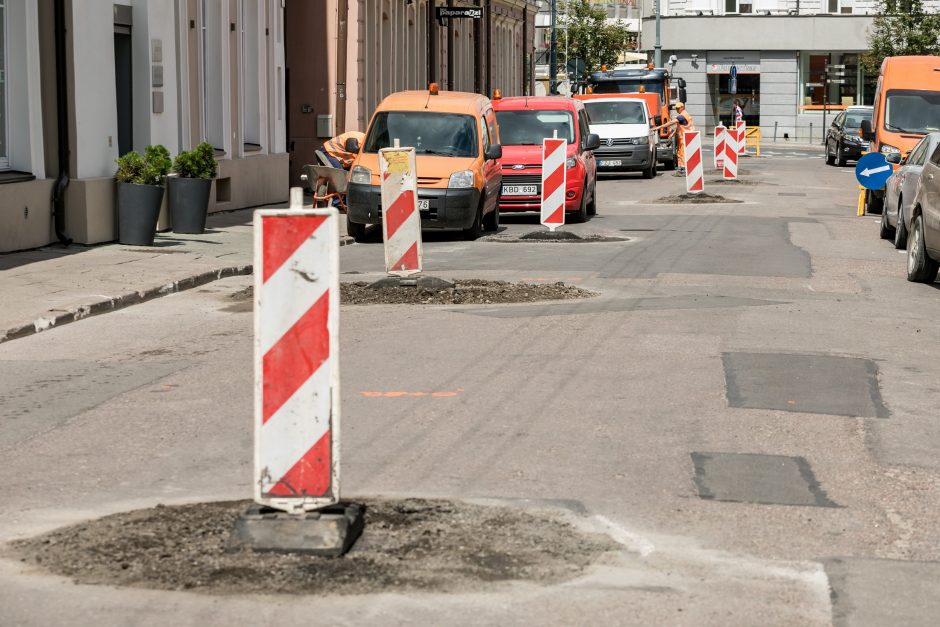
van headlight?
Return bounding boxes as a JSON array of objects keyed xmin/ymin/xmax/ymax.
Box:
[
  {"xmin": 633, "ymin": 136, "xmax": 649, "ymax": 145},
  {"xmin": 350, "ymin": 165, "xmax": 372, "ymax": 185},
  {"xmin": 566, "ymin": 156, "xmax": 577, "ymax": 169},
  {"xmin": 880, "ymin": 144, "xmax": 901, "ymax": 156},
  {"xmin": 448, "ymin": 170, "xmax": 474, "ymax": 188}
]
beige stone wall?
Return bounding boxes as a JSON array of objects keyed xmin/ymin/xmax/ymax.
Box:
[{"xmin": 0, "ymin": 180, "xmax": 56, "ymax": 252}]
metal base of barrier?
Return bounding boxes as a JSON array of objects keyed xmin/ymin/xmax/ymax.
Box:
[
  {"xmin": 227, "ymin": 503, "xmax": 364, "ymax": 557},
  {"xmin": 368, "ymin": 275, "xmax": 455, "ymax": 290}
]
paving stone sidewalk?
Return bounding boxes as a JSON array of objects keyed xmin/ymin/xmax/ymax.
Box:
[{"xmin": 0, "ymin": 206, "xmax": 352, "ymax": 344}]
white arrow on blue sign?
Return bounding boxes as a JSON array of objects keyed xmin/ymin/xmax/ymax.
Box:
[{"xmin": 855, "ymin": 152, "xmax": 894, "ymax": 190}]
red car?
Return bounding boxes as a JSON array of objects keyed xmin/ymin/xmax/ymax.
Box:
[{"xmin": 492, "ymin": 96, "xmax": 600, "ymax": 222}]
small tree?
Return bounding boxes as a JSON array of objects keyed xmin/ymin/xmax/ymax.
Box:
[
  {"xmin": 557, "ymin": 0, "xmax": 634, "ymax": 78},
  {"xmin": 864, "ymin": 0, "xmax": 940, "ymax": 74}
]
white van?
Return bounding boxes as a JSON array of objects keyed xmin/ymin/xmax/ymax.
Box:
[{"xmin": 578, "ymin": 96, "xmax": 657, "ymax": 179}]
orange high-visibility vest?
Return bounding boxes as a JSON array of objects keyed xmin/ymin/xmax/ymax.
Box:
[{"xmin": 323, "ymin": 131, "xmax": 365, "ymax": 169}]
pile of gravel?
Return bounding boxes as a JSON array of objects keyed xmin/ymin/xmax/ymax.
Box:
[{"xmin": 341, "ymin": 279, "xmax": 596, "ymax": 305}]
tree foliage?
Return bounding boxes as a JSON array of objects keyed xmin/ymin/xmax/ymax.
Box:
[
  {"xmin": 557, "ymin": 0, "xmax": 637, "ymax": 78},
  {"xmin": 864, "ymin": 0, "xmax": 940, "ymax": 74},
  {"xmin": 173, "ymin": 142, "xmax": 218, "ymax": 179}
]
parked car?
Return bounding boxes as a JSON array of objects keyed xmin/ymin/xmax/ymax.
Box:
[
  {"xmin": 824, "ymin": 106, "xmax": 872, "ymax": 166},
  {"xmin": 573, "ymin": 95, "xmax": 658, "ymax": 179},
  {"xmin": 345, "ymin": 86, "xmax": 502, "ymax": 242},
  {"xmin": 903, "ymin": 140, "xmax": 940, "ymax": 283},
  {"xmin": 492, "ymin": 95, "xmax": 600, "ymax": 222},
  {"xmin": 881, "ymin": 132, "xmax": 940, "ymax": 248},
  {"xmin": 860, "ymin": 55, "xmax": 940, "ymax": 214}
]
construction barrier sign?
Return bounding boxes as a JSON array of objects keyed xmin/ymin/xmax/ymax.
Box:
[
  {"xmin": 379, "ymin": 147, "xmax": 423, "ymax": 276},
  {"xmin": 684, "ymin": 131, "xmax": 704, "ymax": 193},
  {"xmin": 541, "ymin": 137, "xmax": 566, "ymax": 231}
]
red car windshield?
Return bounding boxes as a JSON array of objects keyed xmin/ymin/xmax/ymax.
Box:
[{"xmin": 495, "ymin": 110, "xmax": 575, "ymax": 145}]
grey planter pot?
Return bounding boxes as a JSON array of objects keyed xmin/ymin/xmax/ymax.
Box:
[
  {"xmin": 168, "ymin": 176, "xmax": 212, "ymax": 234},
  {"xmin": 116, "ymin": 181, "xmax": 165, "ymax": 246}
]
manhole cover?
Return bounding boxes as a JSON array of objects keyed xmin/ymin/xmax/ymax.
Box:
[
  {"xmin": 654, "ymin": 193, "xmax": 742, "ymax": 204},
  {"xmin": 7, "ymin": 499, "xmax": 617, "ymax": 595},
  {"xmin": 691, "ymin": 452, "xmax": 838, "ymax": 507},
  {"xmin": 722, "ymin": 352, "xmax": 888, "ymax": 418}
]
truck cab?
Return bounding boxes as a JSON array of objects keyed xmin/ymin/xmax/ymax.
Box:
[{"xmin": 586, "ymin": 66, "xmax": 686, "ymax": 171}]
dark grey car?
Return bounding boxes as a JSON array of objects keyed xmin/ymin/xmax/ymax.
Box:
[
  {"xmin": 881, "ymin": 132, "xmax": 940, "ymax": 249},
  {"xmin": 904, "ymin": 141, "xmax": 940, "ymax": 283},
  {"xmin": 825, "ymin": 106, "xmax": 872, "ymax": 167}
]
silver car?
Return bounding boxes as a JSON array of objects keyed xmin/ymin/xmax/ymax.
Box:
[{"xmin": 882, "ymin": 132, "xmax": 940, "ymax": 249}]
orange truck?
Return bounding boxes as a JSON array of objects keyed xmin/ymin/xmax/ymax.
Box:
[
  {"xmin": 861, "ymin": 56, "xmax": 940, "ymax": 213},
  {"xmin": 586, "ymin": 65, "xmax": 687, "ymax": 171}
]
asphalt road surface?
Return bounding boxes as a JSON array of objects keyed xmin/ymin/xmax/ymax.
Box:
[{"xmin": 3, "ymin": 147, "xmax": 940, "ymax": 626}]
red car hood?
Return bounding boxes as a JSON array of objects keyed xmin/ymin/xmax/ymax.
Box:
[{"xmin": 499, "ymin": 143, "xmax": 575, "ymax": 169}]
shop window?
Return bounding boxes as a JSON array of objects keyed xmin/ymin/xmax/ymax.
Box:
[
  {"xmin": 0, "ymin": 0, "xmax": 7, "ymax": 170},
  {"xmin": 801, "ymin": 53, "xmax": 862, "ymax": 110}
]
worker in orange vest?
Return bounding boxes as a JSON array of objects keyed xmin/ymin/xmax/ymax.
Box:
[
  {"xmin": 654, "ymin": 102, "xmax": 696, "ymax": 176},
  {"xmin": 322, "ymin": 130, "xmax": 365, "ymax": 170}
]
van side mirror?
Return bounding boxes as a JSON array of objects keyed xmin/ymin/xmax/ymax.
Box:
[
  {"xmin": 885, "ymin": 152, "xmax": 902, "ymax": 164},
  {"xmin": 344, "ymin": 137, "xmax": 361, "ymax": 153},
  {"xmin": 860, "ymin": 119, "xmax": 875, "ymax": 142},
  {"xmin": 585, "ymin": 133, "xmax": 600, "ymax": 151},
  {"xmin": 484, "ymin": 144, "xmax": 502, "ymax": 160},
  {"xmin": 677, "ymin": 78, "xmax": 687, "ymax": 89}
]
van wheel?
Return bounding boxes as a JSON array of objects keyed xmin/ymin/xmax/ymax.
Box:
[
  {"xmin": 463, "ymin": 201, "xmax": 484, "ymax": 240},
  {"xmin": 483, "ymin": 202, "xmax": 500, "ymax": 232},
  {"xmin": 346, "ymin": 215, "xmax": 368, "ymax": 243},
  {"xmin": 906, "ymin": 214, "xmax": 940, "ymax": 283},
  {"xmin": 642, "ymin": 159, "xmax": 656, "ymax": 179}
]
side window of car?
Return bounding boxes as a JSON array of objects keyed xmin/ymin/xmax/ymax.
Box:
[
  {"xmin": 488, "ymin": 114, "xmax": 499, "ymax": 145},
  {"xmin": 578, "ymin": 110, "xmax": 589, "ymax": 148},
  {"xmin": 480, "ymin": 116, "xmax": 490, "ymax": 151},
  {"xmin": 908, "ymin": 140, "xmax": 927, "ymax": 166},
  {"xmin": 929, "ymin": 143, "xmax": 940, "ymax": 166}
]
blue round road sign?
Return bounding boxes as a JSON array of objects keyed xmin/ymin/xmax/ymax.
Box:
[{"xmin": 855, "ymin": 152, "xmax": 893, "ymax": 190}]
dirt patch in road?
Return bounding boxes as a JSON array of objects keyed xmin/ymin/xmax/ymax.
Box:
[
  {"xmin": 8, "ymin": 499, "xmax": 616, "ymax": 596},
  {"xmin": 654, "ymin": 192, "xmax": 743, "ymax": 204},
  {"xmin": 341, "ymin": 279, "xmax": 596, "ymax": 305}
]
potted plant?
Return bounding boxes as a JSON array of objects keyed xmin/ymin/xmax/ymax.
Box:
[
  {"xmin": 168, "ymin": 142, "xmax": 217, "ymax": 234},
  {"xmin": 115, "ymin": 145, "xmax": 172, "ymax": 246}
]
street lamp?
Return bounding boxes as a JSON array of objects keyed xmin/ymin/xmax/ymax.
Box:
[{"xmin": 654, "ymin": 0, "xmax": 662, "ymax": 69}]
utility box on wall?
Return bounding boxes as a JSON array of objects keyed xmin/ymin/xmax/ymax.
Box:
[{"xmin": 317, "ymin": 114, "xmax": 334, "ymax": 138}]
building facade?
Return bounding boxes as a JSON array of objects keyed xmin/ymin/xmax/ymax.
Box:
[
  {"xmin": 1, "ymin": 0, "xmax": 288, "ymax": 253},
  {"xmin": 637, "ymin": 0, "xmax": 902, "ymax": 141},
  {"xmin": 285, "ymin": 0, "xmax": 537, "ymax": 187}
]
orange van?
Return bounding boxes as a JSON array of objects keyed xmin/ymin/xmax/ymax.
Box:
[
  {"xmin": 344, "ymin": 87, "xmax": 502, "ymax": 241},
  {"xmin": 862, "ymin": 56, "xmax": 940, "ymax": 212}
]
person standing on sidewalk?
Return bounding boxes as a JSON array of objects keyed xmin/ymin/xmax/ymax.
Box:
[{"xmin": 733, "ymin": 99, "xmax": 744, "ymax": 127}]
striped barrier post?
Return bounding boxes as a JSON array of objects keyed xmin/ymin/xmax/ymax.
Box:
[
  {"xmin": 541, "ymin": 137, "xmax": 566, "ymax": 231},
  {"xmin": 379, "ymin": 147, "xmax": 422, "ymax": 276},
  {"xmin": 714, "ymin": 125, "xmax": 726, "ymax": 169},
  {"xmin": 253, "ymin": 196, "xmax": 341, "ymax": 514},
  {"xmin": 684, "ymin": 131, "xmax": 704, "ymax": 193},
  {"xmin": 737, "ymin": 121, "xmax": 747, "ymax": 155},
  {"xmin": 723, "ymin": 129, "xmax": 740, "ymax": 180}
]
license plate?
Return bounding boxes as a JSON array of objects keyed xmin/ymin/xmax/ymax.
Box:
[
  {"xmin": 502, "ymin": 185, "xmax": 539, "ymax": 196},
  {"xmin": 417, "ymin": 200, "xmax": 430, "ymax": 210},
  {"xmin": 599, "ymin": 160, "xmax": 622, "ymax": 167}
]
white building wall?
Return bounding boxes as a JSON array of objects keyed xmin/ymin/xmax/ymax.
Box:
[
  {"xmin": 71, "ymin": 0, "xmax": 119, "ymax": 180},
  {"xmin": 131, "ymin": 0, "xmax": 180, "ymax": 155},
  {"xmin": 759, "ymin": 51, "xmax": 799, "ymax": 141}
]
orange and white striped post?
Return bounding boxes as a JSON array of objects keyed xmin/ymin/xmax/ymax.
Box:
[
  {"xmin": 541, "ymin": 137, "xmax": 566, "ymax": 231},
  {"xmin": 253, "ymin": 193, "xmax": 341, "ymax": 513},
  {"xmin": 714, "ymin": 124, "xmax": 726, "ymax": 169},
  {"xmin": 723, "ymin": 129, "xmax": 740, "ymax": 180},
  {"xmin": 684, "ymin": 131, "xmax": 704, "ymax": 193},
  {"xmin": 737, "ymin": 121, "xmax": 747, "ymax": 155},
  {"xmin": 379, "ymin": 146, "xmax": 422, "ymax": 276}
]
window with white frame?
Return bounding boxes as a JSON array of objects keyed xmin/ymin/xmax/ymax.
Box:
[
  {"xmin": 0, "ymin": 0, "xmax": 8, "ymax": 170},
  {"xmin": 725, "ymin": 0, "xmax": 754, "ymax": 14},
  {"xmin": 828, "ymin": 0, "xmax": 854, "ymax": 12},
  {"xmin": 241, "ymin": 0, "xmax": 262, "ymax": 150}
]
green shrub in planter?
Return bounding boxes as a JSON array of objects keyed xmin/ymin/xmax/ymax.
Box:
[
  {"xmin": 114, "ymin": 145, "xmax": 171, "ymax": 245},
  {"xmin": 168, "ymin": 142, "xmax": 218, "ymax": 234}
]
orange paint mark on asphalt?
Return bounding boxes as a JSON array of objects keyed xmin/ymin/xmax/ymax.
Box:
[
  {"xmin": 361, "ymin": 389, "xmax": 463, "ymax": 398},
  {"xmin": 787, "ymin": 400, "xmax": 796, "ymax": 405}
]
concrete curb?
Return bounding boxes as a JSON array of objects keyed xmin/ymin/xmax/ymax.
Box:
[{"xmin": 0, "ymin": 235, "xmax": 356, "ymax": 345}]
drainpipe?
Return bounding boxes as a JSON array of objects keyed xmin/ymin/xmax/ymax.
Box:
[
  {"xmin": 335, "ymin": 0, "xmax": 348, "ymax": 132},
  {"xmin": 52, "ymin": 0, "xmax": 72, "ymax": 246}
]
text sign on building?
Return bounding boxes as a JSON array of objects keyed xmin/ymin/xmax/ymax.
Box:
[
  {"xmin": 706, "ymin": 53, "xmax": 759, "ymax": 75},
  {"xmin": 436, "ymin": 7, "xmax": 483, "ymax": 19}
]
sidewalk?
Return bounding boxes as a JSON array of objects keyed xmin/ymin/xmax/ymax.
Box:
[{"xmin": 0, "ymin": 204, "xmax": 352, "ymax": 344}]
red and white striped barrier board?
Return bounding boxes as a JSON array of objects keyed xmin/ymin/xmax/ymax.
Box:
[
  {"xmin": 723, "ymin": 129, "xmax": 740, "ymax": 180},
  {"xmin": 254, "ymin": 204, "xmax": 341, "ymax": 513},
  {"xmin": 541, "ymin": 137, "xmax": 566, "ymax": 231},
  {"xmin": 684, "ymin": 131, "xmax": 704, "ymax": 194},
  {"xmin": 714, "ymin": 126, "xmax": 726, "ymax": 169},
  {"xmin": 379, "ymin": 147, "xmax": 422, "ymax": 276},
  {"xmin": 736, "ymin": 121, "xmax": 747, "ymax": 155}
]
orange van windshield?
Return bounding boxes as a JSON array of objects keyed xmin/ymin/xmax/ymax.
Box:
[
  {"xmin": 363, "ymin": 112, "xmax": 478, "ymax": 157},
  {"xmin": 884, "ymin": 89, "xmax": 940, "ymax": 135}
]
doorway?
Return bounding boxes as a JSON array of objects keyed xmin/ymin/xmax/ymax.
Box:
[
  {"xmin": 113, "ymin": 23, "xmax": 133, "ymax": 156},
  {"xmin": 708, "ymin": 73, "xmax": 760, "ymax": 128}
]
